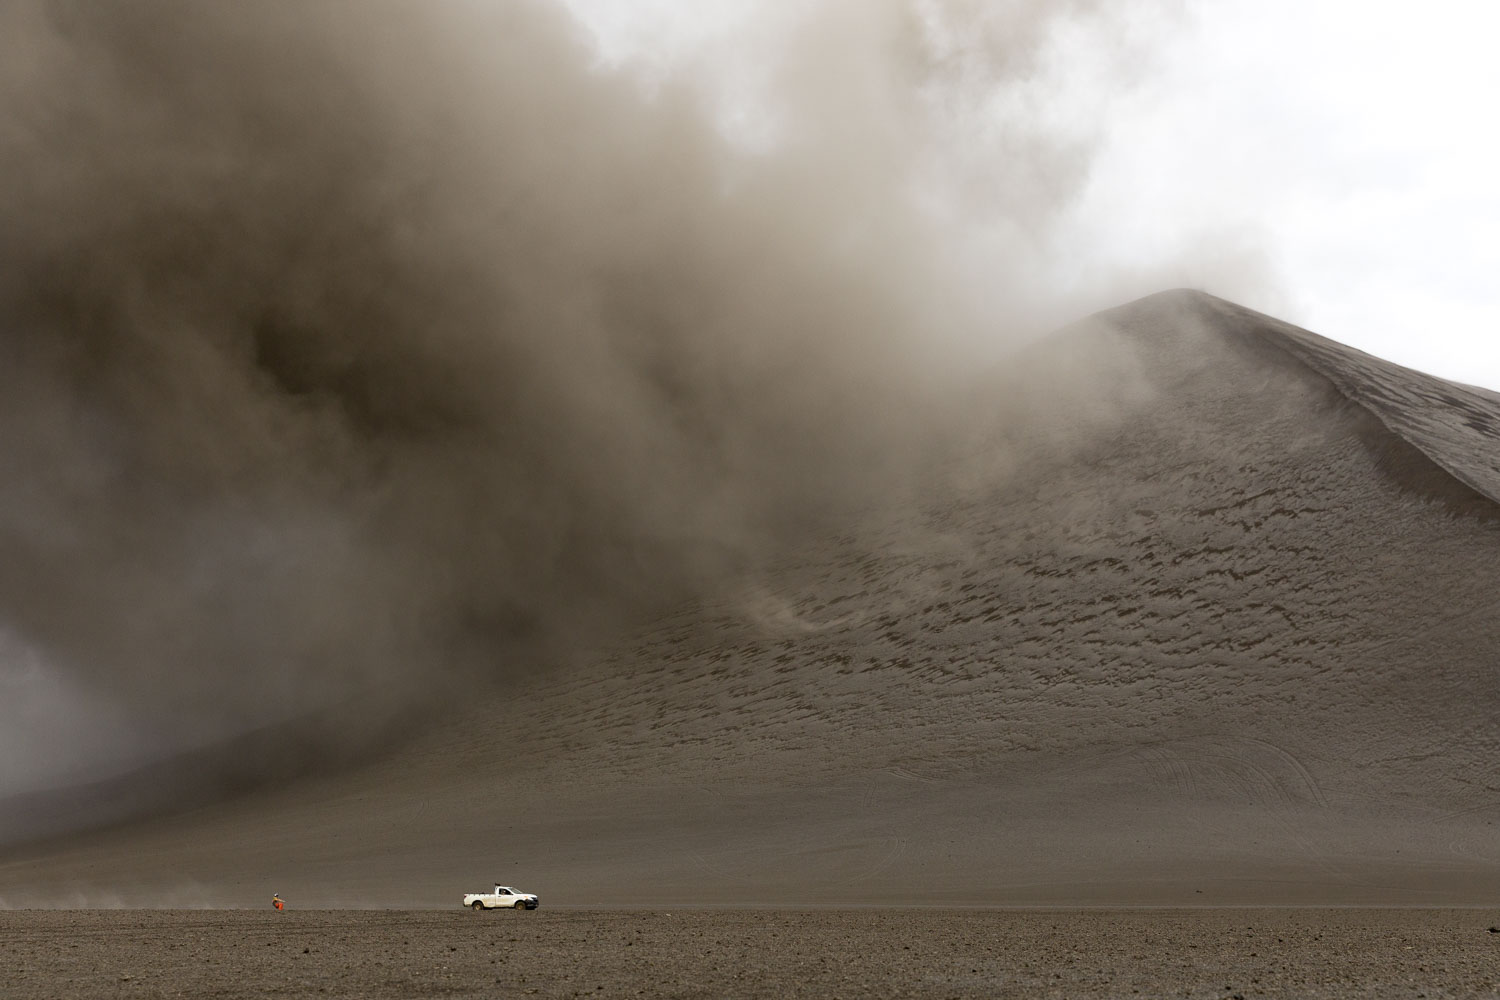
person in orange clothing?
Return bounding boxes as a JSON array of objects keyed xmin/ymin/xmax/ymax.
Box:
[{"xmin": 272, "ymin": 894, "xmax": 284, "ymax": 911}]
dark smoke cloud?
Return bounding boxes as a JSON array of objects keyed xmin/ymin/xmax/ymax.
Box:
[{"xmin": 0, "ymin": 0, "xmax": 1182, "ymax": 796}]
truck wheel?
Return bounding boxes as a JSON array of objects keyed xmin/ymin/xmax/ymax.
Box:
[
  {"xmin": 471, "ymin": 901, "xmax": 485, "ymax": 911},
  {"xmin": 514, "ymin": 900, "xmax": 526, "ymax": 909}
]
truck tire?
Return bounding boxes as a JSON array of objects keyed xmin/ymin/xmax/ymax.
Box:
[
  {"xmin": 514, "ymin": 900, "xmax": 526, "ymax": 909},
  {"xmin": 471, "ymin": 901, "xmax": 485, "ymax": 911}
]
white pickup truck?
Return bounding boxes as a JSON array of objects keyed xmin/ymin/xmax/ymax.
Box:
[{"xmin": 463, "ymin": 884, "xmax": 539, "ymax": 910}]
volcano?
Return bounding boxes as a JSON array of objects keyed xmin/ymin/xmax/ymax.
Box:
[{"xmin": 3, "ymin": 290, "xmax": 1497, "ymax": 907}]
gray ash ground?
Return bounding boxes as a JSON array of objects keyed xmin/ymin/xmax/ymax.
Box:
[{"xmin": 3, "ymin": 908, "xmax": 1497, "ymax": 999}]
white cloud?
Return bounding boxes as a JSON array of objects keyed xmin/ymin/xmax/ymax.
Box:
[{"xmin": 1061, "ymin": 0, "xmax": 1500, "ymax": 387}]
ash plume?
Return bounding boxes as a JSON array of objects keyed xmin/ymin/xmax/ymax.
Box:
[{"xmin": 0, "ymin": 0, "xmax": 1189, "ymax": 797}]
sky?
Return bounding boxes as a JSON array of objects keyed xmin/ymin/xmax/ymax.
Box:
[{"xmin": 564, "ymin": 0, "xmax": 1500, "ymax": 391}]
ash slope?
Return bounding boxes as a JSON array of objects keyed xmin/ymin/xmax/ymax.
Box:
[{"xmin": 4, "ymin": 290, "xmax": 1499, "ymax": 907}]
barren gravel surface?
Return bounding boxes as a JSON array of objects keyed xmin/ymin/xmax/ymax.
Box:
[{"xmin": 4, "ymin": 908, "xmax": 1499, "ymax": 999}]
